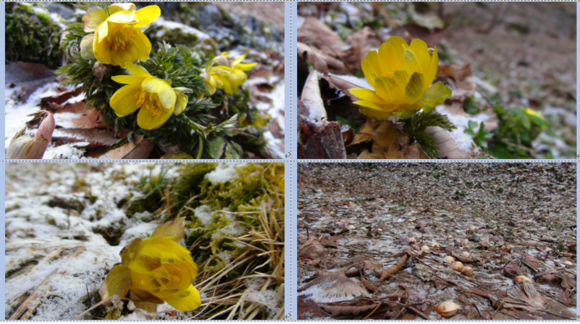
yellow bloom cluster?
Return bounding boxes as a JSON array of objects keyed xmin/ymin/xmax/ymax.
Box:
[
  {"xmin": 101, "ymin": 218, "xmax": 201, "ymax": 312},
  {"xmin": 80, "ymin": 4, "xmax": 256, "ymax": 130},
  {"xmin": 350, "ymin": 36, "xmax": 452, "ymax": 119},
  {"xmin": 203, "ymin": 52, "xmax": 257, "ymax": 95}
]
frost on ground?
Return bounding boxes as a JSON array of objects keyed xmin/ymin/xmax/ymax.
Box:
[
  {"xmin": 297, "ymin": 163, "xmax": 576, "ymax": 320},
  {"xmin": 4, "ymin": 162, "xmax": 282, "ymax": 320}
]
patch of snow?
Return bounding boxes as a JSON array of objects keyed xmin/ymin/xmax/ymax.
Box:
[
  {"xmin": 152, "ymin": 17, "xmax": 209, "ymax": 40},
  {"xmin": 194, "ymin": 205, "xmax": 215, "ymax": 226},
  {"xmin": 205, "ymin": 163, "xmax": 246, "ymax": 184}
]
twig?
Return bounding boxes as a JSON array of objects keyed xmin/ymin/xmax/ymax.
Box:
[
  {"xmin": 9, "ymin": 269, "xmax": 58, "ymax": 320},
  {"xmin": 362, "ymin": 302, "xmax": 381, "ymax": 320},
  {"xmin": 73, "ymin": 297, "xmax": 112, "ymax": 320},
  {"xmin": 407, "ymin": 305, "xmax": 428, "ymax": 319},
  {"xmin": 380, "ymin": 249, "xmax": 412, "ymax": 282}
]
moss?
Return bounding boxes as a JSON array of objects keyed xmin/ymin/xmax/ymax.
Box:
[{"xmin": 5, "ymin": 3, "xmax": 64, "ymax": 69}]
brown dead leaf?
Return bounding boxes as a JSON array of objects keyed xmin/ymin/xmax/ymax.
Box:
[
  {"xmin": 298, "ymin": 121, "xmax": 346, "ymax": 159},
  {"xmin": 299, "ymin": 271, "xmax": 370, "ymax": 303},
  {"xmin": 436, "ymin": 63, "xmax": 477, "ymax": 101},
  {"xmin": 353, "ymin": 118, "xmax": 430, "ymax": 159},
  {"xmin": 70, "ymin": 106, "xmax": 106, "ymax": 129},
  {"xmin": 299, "ymin": 239, "xmax": 325, "ymax": 260},
  {"xmin": 97, "ymin": 134, "xmax": 154, "ymax": 159},
  {"xmin": 347, "ymin": 27, "xmax": 380, "ymax": 70},
  {"xmin": 298, "ymin": 17, "xmax": 349, "ymax": 58},
  {"xmin": 6, "ymin": 62, "xmax": 57, "ymax": 102},
  {"xmin": 297, "ymin": 42, "xmax": 330, "ymax": 75},
  {"xmin": 425, "ymin": 126, "xmax": 479, "ymax": 159},
  {"xmin": 301, "ymin": 70, "xmax": 327, "ymax": 124},
  {"xmin": 298, "ymin": 17, "xmax": 357, "ymax": 72},
  {"xmin": 40, "ymin": 87, "xmax": 83, "ymax": 108},
  {"xmin": 320, "ymin": 73, "xmax": 362, "ymax": 103},
  {"xmin": 388, "ymin": 23, "xmax": 446, "ymax": 48},
  {"xmin": 298, "ymin": 301, "xmax": 329, "ymax": 320},
  {"xmin": 55, "ymin": 128, "xmax": 119, "ymax": 148},
  {"xmin": 321, "ymin": 303, "xmax": 378, "ymax": 317}
]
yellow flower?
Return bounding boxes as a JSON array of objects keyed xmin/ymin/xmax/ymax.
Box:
[
  {"xmin": 100, "ymin": 218, "xmax": 201, "ymax": 312},
  {"xmin": 524, "ymin": 108, "xmax": 549, "ymax": 127},
  {"xmin": 80, "ymin": 3, "xmax": 160, "ymax": 66},
  {"xmin": 349, "ymin": 36, "xmax": 452, "ymax": 119},
  {"xmin": 110, "ymin": 62, "xmax": 191, "ymax": 130},
  {"xmin": 202, "ymin": 52, "xmax": 256, "ymax": 95}
]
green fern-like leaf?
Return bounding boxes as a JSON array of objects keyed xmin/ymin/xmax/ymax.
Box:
[{"xmin": 402, "ymin": 111, "xmax": 457, "ymax": 159}]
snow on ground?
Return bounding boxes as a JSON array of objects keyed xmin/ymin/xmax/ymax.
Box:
[{"xmin": 4, "ymin": 163, "xmax": 181, "ymax": 320}]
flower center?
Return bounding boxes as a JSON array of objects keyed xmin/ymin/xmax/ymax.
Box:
[
  {"xmin": 107, "ymin": 23, "xmax": 132, "ymax": 52},
  {"xmin": 135, "ymin": 88, "xmax": 165, "ymax": 117}
]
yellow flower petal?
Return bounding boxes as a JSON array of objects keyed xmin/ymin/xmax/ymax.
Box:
[
  {"xmin": 230, "ymin": 54, "xmax": 247, "ymax": 67},
  {"xmin": 96, "ymin": 20, "xmax": 109, "ymax": 43},
  {"xmin": 404, "ymin": 72, "xmax": 425, "ymax": 104},
  {"xmin": 377, "ymin": 37, "xmax": 407, "ymax": 74},
  {"xmin": 353, "ymin": 100, "xmax": 385, "ymax": 111},
  {"xmin": 109, "ymin": 3, "xmax": 137, "ymax": 15},
  {"xmin": 374, "ymin": 74, "xmax": 406, "ymax": 104},
  {"xmin": 100, "ymin": 265, "xmax": 132, "ymax": 300},
  {"xmin": 361, "ymin": 51, "xmax": 382, "ymax": 88},
  {"xmin": 417, "ymin": 81, "xmax": 452, "ymax": 112},
  {"xmin": 165, "ymin": 285, "xmax": 201, "ymax": 312},
  {"xmin": 358, "ymin": 107, "xmax": 394, "ymax": 120},
  {"xmin": 111, "ymin": 75, "xmax": 146, "ymax": 85},
  {"xmin": 107, "ymin": 11, "xmax": 138, "ymax": 24},
  {"xmin": 80, "ymin": 34, "xmax": 95, "ymax": 59},
  {"xmin": 134, "ymin": 6, "xmax": 161, "ymax": 28},
  {"xmin": 174, "ymin": 92, "xmax": 189, "ymax": 115},
  {"xmin": 402, "ymin": 48, "xmax": 421, "ymax": 76},
  {"xmin": 131, "ymin": 29, "xmax": 153, "ymax": 61},
  {"xmin": 83, "ymin": 7, "xmax": 108, "ymax": 32},
  {"xmin": 125, "ymin": 62, "xmax": 152, "ymax": 77},
  {"xmin": 409, "ymin": 39, "xmax": 431, "ymax": 88},
  {"xmin": 142, "ymin": 78, "xmax": 176, "ymax": 108},
  {"xmin": 348, "ymin": 88, "xmax": 388, "ymax": 104},
  {"xmin": 236, "ymin": 62, "xmax": 257, "ymax": 71},
  {"xmin": 137, "ymin": 104, "xmax": 175, "ymax": 130},
  {"xmin": 425, "ymin": 46, "xmax": 439, "ymax": 90},
  {"xmin": 110, "ymin": 83, "xmax": 141, "ymax": 117}
]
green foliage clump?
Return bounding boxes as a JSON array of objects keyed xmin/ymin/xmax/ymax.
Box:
[
  {"xmin": 488, "ymin": 107, "xmax": 550, "ymax": 159},
  {"xmin": 402, "ymin": 111, "xmax": 458, "ymax": 158},
  {"xmin": 5, "ymin": 3, "xmax": 64, "ymax": 69},
  {"xmin": 57, "ymin": 14, "xmax": 271, "ymax": 158},
  {"xmin": 464, "ymin": 120, "xmax": 493, "ymax": 152}
]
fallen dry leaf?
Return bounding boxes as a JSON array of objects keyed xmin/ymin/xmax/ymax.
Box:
[
  {"xmin": 301, "ymin": 70, "xmax": 327, "ymax": 125},
  {"xmin": 97, "ymin": 134, "xmax": 154, "ymax": 159},
  {"xmin": 436, "ymin": 63, "xmax": 477, "ymax": 101},
  {"xmin": 388, "ymin": 23, "xmax": 446, "ymax": 48},
  {"xmin": 298, "ymin": 121, "xmax": 346, "ymax": 159},
  {"xmin": 321, "ymin": 303, "xmax": 378, "ymax": 317},
  {"xmin": 425, "ymin": 126, "xmax": 480, "ymax": 159},
  {"xmin": 347, "ymin": 27, "xmax": 380, "ymax": 70},
  {"xmin": 352, "ymin": 118, "xmax": 430, "ymax": 159},
  {"xmin": 6, "ymin": 62, "xmax": 57, "ymax": 102}
]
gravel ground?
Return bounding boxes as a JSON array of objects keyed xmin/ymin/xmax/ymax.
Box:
[{"xmin": 296, "ymin": 163, "xmax": 576, "ymax": 320}]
